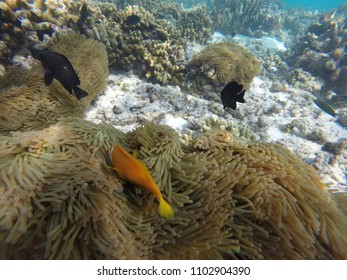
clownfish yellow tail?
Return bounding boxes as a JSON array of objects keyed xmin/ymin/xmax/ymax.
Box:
[{"xmin": 158, "ymin": 197, "xmax": 174, "ymax": 220}]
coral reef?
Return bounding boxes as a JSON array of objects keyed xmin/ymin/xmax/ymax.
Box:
[
  {"xmin": 176, "ymin": 4, "xmax": 213, "ymax": 44},
  {"xmin": 210, "ymin": 0, "xmax": 261, "ymax": 36},
  {"xmin": 114, "ymin": 0, "xmax": 214, "ymax": 45},
  {"xmin": 0, "ymin": 31, "xmax": 108, "ymax": 134},
  {"xmin": 113, "ymin": 0, "xmax": 183, "ymax": 18},
  {"xmin": 0, "ymin": 0, "xmax": 188, "ymax": 85},
  {"xmin": 1, "ymin": 119, "xmax": 346, "ymax": 259},
  {"xmin": 210, "ymin": 0, "xmax": 319, "ymax": 43},
  {"xmin": 114, "ymin": 5, "xmax": 186, "ymax": 84},
  {"xmin": 93, "ymin": 2, "xmax": 187, "ymax": 85},
  {"xmin": 336, "ymin": 3, "xmax": 347, "ymax": 17},
  {"xmin": 281, "ymin": 8, "xmax": 320, "ymax": 45},
  {"xmin": 185, "ymin": 42, "xmax": 261, "ymax": 97},
  {"xmin": 174, "ymin": 0, "xmax": 209, "ymax": 9},
  {"xmin": 293, "ymin": 10, "xmax": 347, "ymax": 97},
  {"xmin": 210, "ymin": 0, "xmax": 284, "ymax": 37},
  {"xmin": 114, "ymin": 0, "xmax": 211, "ymax": 15},
  {"xmin": 82, "ymin": 2, "xmax": 187, "ymax": 84},
  {"xmin": 0, "ymin": 0, "xmax": 90, "ymax": 71}
]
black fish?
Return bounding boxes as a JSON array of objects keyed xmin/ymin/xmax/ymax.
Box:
[
  {"xmin": 36, "ymin": 50, "xmax": 88, "ymax": 100},
  {"xmin": 125, "ymin": 15, "xmax": 140, "ymax": 25},
  {"xmin": 220, "ymin": 81, "xmax": 245, "ymax": 110},
  {"xmin": 80, "ymin": 4, "xmax": 89, "ymax": 24},
  {"xmin": 36, "ymin": 28, "xmax": 54, "ymax": 41}
]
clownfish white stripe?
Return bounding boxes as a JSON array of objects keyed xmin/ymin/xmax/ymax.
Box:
[{"xmin": 108, "ymin": 146, "xmax": 114, "ymax": 164}]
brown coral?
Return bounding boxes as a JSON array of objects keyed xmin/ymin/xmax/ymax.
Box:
[{"xmin": 1, "ymin": 120, "xmax": 346, "ymax": 259}]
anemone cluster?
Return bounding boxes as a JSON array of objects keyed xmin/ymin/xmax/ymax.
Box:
[
  {"xmin": 184, "ymin": 42, "xmax": 261, "ymax": 98},
  {"xmin": 0, "ymin": 31, "xmax": 108, "ymax": 134},
  {"xmin": 1, "ymin": 119, "xmax": 346, "ymax": 259}
]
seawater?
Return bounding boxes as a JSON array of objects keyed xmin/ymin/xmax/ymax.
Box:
[
  {"xmin": 182, "ymin": 1, "xmax": 346, "ymax": 11},
  {"xmin": 283, "ymin": 0, "xmax": 346, "ymax": 11}
]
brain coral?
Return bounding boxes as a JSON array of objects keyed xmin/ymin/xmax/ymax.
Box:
[
  {"xmin": 0, "ymin": 119, "xmax": 346, "ymax": 259},
  {"xmin": 0, "ymin": 31, "xmax": 108, "ymax": 134}
]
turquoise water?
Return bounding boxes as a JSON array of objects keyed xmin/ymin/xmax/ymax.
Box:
[{"xmin": 283, "ymin": 0, "xmax": 346, "ymax": 11}]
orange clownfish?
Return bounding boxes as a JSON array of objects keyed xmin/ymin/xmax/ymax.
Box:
[{"xmin": 107, "ymin": 144, "xmax": 174, "ymax": 219}]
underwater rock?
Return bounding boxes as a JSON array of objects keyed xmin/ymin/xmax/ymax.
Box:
[{"xmin": 322, "ymin": 140, "xmax": 347, "ymax": 156}]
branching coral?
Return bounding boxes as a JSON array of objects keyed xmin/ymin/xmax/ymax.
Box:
[
  {"xmin": 176, "ymin": 4, "xmax": 213, "ymax": 44},
  {"xmin": 210, "ymin": 0, "xmax": 261, "ymax": 35},
  {"xmin": 211, "ymin": 0, "xmax": 271, "ymax": 35},
  {"xmin": 116, "ymin": 5, "xmax": 186, "ymax": 84},
  {"xmin": 0, "ymin": 31, "xmax": 108, "ymax": 134},
  {"xmin": 210, "ymin": 0, "xmax": 293, "ymax": 38},
  {"xmin": 185, "ymin": 42, "xmax": 261, "ymax": 95},
  {"xmin": 1, "ymin": 119, "xmax": 346, "ymax": 259},
  {"xmin": 294, "ymin": 10, "xmax": 347, "ymax": 97},
  {"xmin": 76, "ymin": 2, "xmax": 187, "ymax": 84},
  {"xmin": 115, "ymin": 0, "xmax": 212, "ymax": 44}
]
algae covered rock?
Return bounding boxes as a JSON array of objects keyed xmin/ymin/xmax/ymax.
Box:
[
  {"xmin": 0, "ymin": 31, "xmax": 108, "ymax": 134},
  {"xmin": 1, "ymin": 119, "xmax": 346, "ymax": 259}
]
